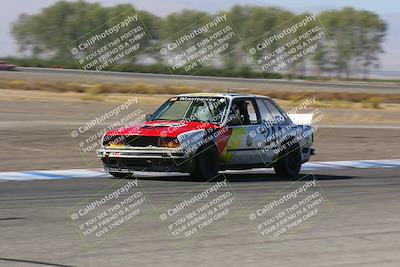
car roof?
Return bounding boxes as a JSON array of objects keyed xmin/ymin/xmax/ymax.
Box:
[{"xmin": 176, "ymin": 92, "xmax": 271, "ymax": 99}]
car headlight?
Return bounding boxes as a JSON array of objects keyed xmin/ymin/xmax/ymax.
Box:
[{"xmin": 100, "ymin": 132, "xmax": 107, "ymax": 148}]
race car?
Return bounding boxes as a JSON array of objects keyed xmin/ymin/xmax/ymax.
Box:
[
  {"xmin": 0, "ymin": 61, "xmax": 17, "ymax": 71},
  {"xmin": 97, "ymin": 93, "xmax": 315, "ymax": 180}
]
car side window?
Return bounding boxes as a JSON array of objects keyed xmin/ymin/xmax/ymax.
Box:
[
  {"xmin": 229, "ymin": 99, "xmax": 259, "ymax": 125},
  {"xmin": 256, "ymin": 99, "xmax": 274, "ymax": 122},
  {"xmin": 261, "ymin": 99, "xmax": 286, "ymax": 124}
]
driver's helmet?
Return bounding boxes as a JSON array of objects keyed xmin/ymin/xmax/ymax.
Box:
[{"xmin": 231, "ymin": 103, "xmax": 240, "ymax": 117}]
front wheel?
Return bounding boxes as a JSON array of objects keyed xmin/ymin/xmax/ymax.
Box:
[
  {"xmin": 273, "ymin": 143, "xmax": 302, "ymax": 178},
  {"xmin": 190, "ymin": 144, "xmax": 219, "ymax": 181}
]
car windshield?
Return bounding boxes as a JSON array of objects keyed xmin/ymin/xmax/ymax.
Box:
[{"xmin": 150, "ymin": 96, "xmax": 228, "ymax": 124}]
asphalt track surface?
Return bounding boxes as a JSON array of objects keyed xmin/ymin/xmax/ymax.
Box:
[
  {"xmin": 1, "ymin": 167, "xmax": 400, "ymax": 267},
  {"xmin": 2, "ymin": 67, "xmax": 400, "ymax": 93}
]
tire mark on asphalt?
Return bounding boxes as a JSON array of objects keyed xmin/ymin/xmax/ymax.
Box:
[
  {"xmin": 0, "ymin": 217, "xmax": 25, "ymax": 221},
  {"xmin": 0, "ymin": 257, "xmax": 75, "ymax": 267}
]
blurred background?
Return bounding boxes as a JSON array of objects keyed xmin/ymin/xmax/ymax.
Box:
[{"xmin": 0, "ymin": 0, "xmax": 398, "ymax": 80}]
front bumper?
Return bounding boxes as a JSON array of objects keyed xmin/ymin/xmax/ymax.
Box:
[
  {"xmin": 96, "ymin": 147, "xmax": 191, "ymax": 172},
  {"xmin": 97, "ymin": 146, "xmax": 188, "ymax": 159}
]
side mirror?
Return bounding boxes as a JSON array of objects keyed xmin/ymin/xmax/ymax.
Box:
[{"xmin": 145, "ymin": 114, "xmax": 152, "ymax": 122}]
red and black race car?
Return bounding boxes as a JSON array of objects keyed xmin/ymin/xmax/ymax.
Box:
[{"xmin": 97, "ymin": 93, "xmax": 315, "ymax": 180}]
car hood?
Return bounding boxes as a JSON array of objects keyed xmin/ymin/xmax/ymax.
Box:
[{"xmin": 105, "ymin": 120, "xmax": 221, "ymax": 138}]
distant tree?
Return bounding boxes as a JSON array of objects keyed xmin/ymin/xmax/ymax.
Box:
[
  {"xmin": 227, "ymin": 5, "xmax": 294, "ymax": 75},
  {"xmin": 315, "ymin": 7, "xmax": 386, "ymax": 79},
  {"xmin": 160, "ymin": 9, "xmax": 209, "ymax": 39},
  {"xmin": 11, "ymin": 1, "xmax": 159, "ymax": 61},
  {"xmin": 357, "ymin": 10, "xmax": 386, "ymax": 79},
  {"xmin": 12, "ymin": 1, "xmax": 107, "ymax": 59}
]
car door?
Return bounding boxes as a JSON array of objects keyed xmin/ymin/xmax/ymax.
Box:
[
  {"xmin": 256, "ymin": 98, "xmax": 290, "ymax": 160},
  {"xmin": 222, "ymin": 98, "xmax": 268, "ymax": 165}
]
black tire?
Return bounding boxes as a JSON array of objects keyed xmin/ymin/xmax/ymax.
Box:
[
  {"xmin": 190, "ymin": 144, "xmax": 219, "ymax": 181},
  {"xmin": 273, "ymin": 143, "xmax": 302, "ymax": 178},
  {"xmin": 109, "ymin": 172, "xmax": 132, "ymax": 179}
]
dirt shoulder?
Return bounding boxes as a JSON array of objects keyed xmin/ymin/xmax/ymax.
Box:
[{"xmin": 2, "ymin": 89, "xmax": 400, "ymax": 125}]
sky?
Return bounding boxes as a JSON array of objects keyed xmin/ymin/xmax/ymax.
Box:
[{"xmin": 1, "ymin": 0, "xmax": 399, "ymax": 70}]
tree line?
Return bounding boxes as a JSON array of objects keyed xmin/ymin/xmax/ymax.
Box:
[{"xmin": 11, "ymin": 1, "xmax": 386, "ymax": 79}]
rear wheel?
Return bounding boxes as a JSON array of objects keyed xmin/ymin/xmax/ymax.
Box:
[
  {"xmin": 190, "ymin": 144, "xmax": 219, "ymax": 181},
  {"xmin": 273, "ymin": 143, "xmax": 302, "ymax": 178},
  {"xmin": 109, "ymin": 172, "xmax": 132, "ymax": 179}
]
